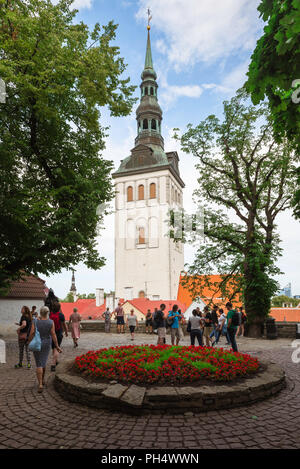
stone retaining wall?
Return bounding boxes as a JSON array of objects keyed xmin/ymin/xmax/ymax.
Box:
[
  {"xmin": 77, "ymin": 320, "xmax": 299, "ymax": 338},
  {"xmin": 54, "ymin": 360, "xmax": 285, "ymax": 415}
]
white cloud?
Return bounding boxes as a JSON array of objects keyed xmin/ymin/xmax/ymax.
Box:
[
  {"xmin": 221, "ymin": 59, "xmax": 250, "ymax": 92},
  {"xmin": 52, "ymin": 0, "xmax": 93, "ymax": 9},
  {"xmin": 161, "ymin": 84, "xmax": 203, "ymax": 108},
  {"xmin": 136, "ymin": 0, "xmax": 261, "ymax": 69},
  {"xmin": 72, "ymin": 0, "xmax": 93, "ymax": 8}
]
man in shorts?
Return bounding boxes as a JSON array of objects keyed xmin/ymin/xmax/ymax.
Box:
[
  {"xmin": 168, "ymin": 305, "xmax": 183, "ymax": 346},
  {"xmin": 154, "ymin": 304, "xmax": 166, "ymax": 345},
  {"xmin": 114, "ymin": 302, "xmax": 125, "ymax": 333}
]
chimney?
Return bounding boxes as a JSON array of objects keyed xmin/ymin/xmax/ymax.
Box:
[
  {"xmin": 96, "ymin": 288, "xmax": 104, "ymax": 307},
  {"xmin": 114, "ymin": 297, "xmax": 120, "ymax": 309},
  {"xmin": 106, "ymin": 292, "xmax": 115, "ymax": 311}
]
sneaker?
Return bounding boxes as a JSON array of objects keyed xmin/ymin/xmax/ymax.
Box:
[
  {"xmin": 50, "ymin": 365, "xmax": 56, "ymax": 372},
  {"xmin": 15, "ymin": 363, "xmax": 22, "ymax": 368}
]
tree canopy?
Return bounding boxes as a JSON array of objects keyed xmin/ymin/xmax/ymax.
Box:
[
  {"xmin": 174, "ymin": 90, "xmax": 298, "ymax": 336},
  {"xmin": 245, "ymin": 0, "xmax": 300, "ymax": 219},
  {"xmin": 245, "ymin": 0, "xmax": 300, "ymax": 149},
  {"xmin": 0, "ymin": 0, "xmax": 136, "ymax": 292}
]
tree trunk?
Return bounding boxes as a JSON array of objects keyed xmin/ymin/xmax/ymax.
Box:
[{"xmin": 247, "ymin": 321, "xmax": 264, "ymax": 338}]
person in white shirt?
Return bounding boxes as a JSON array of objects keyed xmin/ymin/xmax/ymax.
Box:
[
  {"xmin": 126, "ymin": 309, "xmax": 138, "ymax": 341},
  {"xmin": 212, "ymin": 309, "xmax": 227, "ymax": 346}
]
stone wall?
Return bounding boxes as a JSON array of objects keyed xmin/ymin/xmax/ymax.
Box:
[
  {"xmin": 54, "ymin": 360, "xmax": 286, "ymax": 415},
  {"xmin": 77, "ymin": 320, "xmax": 299, "ymax": 338},
  {"xmin": 275, "ymin": 322, "xmax": 298, "ymax": 339}
]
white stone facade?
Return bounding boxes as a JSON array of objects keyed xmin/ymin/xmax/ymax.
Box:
[
  {"xmin": 0, "ymin": 299, "xmax": 44, "ymax": 336},
  {"xmin": 114, "ymin": 169, "xmax": 184, "ymax": 300}
]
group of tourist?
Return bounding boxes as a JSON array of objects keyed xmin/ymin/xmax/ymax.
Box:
[
  {"xmin": 14, "ymin": 289, "xmax": 246, "ymax": 392},
  {"xmin": 101, "ymin": 302, "xmax": 246, "ymax": 352},
  {"xmin": 14, "ymin": 289, "xmax": 82, "ymax": 393},
  {"xmin": 187, "ymin": 303, "xmax": 246, "ymax": 352}
]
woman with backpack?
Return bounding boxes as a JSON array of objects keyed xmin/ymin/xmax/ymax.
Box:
[
  {"xmin": 49, "ymin": 302, "xmax": 68, "ymax": 371},
  {"xmin": 27, "ymin": 306, "xmax": 62, "ymax": 393},
  {"xmin": 15, "ymin": 306, "xmax": 32, "ymax": 369}
]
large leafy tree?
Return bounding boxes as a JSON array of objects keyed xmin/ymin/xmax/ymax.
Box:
[
  {"xmin": 245, "ymin": 0, "xmax": 300, "ymax": 217},
  {"xmin": 175, "ymin": 91, "xmax": 298, "ymax": 337},
  {"xmin": 0, "ymin": 0, "xmax": 136, "ymax": 291}
]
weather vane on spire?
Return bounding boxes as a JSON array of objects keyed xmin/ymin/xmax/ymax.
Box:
[{"xmin": 147, "ymin": 8, "xmax": 152, "ymax": 30}]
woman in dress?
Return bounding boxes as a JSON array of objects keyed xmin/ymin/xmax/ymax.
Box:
[
  {"xmin": 27, "ymin": 306, "xmax": 61, "ymax": 393},
  {"xmin": 15, "ymin": 306, "xmax": 32, "ymax": 369},
  {"xmin": 69, "ymin": 307, "xmax": 81, "ymax": 347}
]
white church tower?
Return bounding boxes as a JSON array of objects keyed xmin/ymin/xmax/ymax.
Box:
[{"xmin": 112, "ymin": 24, "xmax": 184, "ymax": 301}]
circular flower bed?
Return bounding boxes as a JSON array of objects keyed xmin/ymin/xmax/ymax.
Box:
[{"xmin": 74, "ymin": 345, "xmax": 260, "ymax": 385}]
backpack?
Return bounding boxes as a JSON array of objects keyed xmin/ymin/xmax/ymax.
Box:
[
  {"xmin": 50, "ymin": 311, "xmax": 61, "ymax": 332},
  {"xmin": 152, "ymin": 311, "xmax": 159, "ymax": 329},
  {"xmin": 231, "ymin": 310, "xmax": 240, "ymax": 327},
  {"xmin": 166, "ymin": 315, "xmax": 174, "ymax": 328}
]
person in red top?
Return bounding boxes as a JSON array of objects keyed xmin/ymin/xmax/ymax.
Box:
[
  {"xmin": 114, "ymin": 302, "xmax": 125, "ymax": 333},
  {"xmin": 49, "ymin": 302, "xmax": 68, "ymax": 371}
]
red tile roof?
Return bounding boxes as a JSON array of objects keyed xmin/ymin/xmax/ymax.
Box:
[
  {"xmin": 1, "ymin": 274, "xmax": 46, "ymax": 299},
  {"xmin": 270, "ymin": 308, "xmax": 300, "ymax": 323},
  {"xmin": 124, "ymin": 298, "xmax": 188, "ymax": 316},
  {"xmin": 60, "ymin": 299, "xmax": 106, "ymax": 320},
  {"xmin": 177, "ymin": 274, "xmax": 243, "ymax": 309}
]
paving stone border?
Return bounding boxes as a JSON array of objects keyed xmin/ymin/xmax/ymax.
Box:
[{"xmin": 54, "ymin": 360, "xmax": 286, "ymax": 415}]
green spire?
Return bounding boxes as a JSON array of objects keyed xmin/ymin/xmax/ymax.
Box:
[
  {"xmin": 142, "ymin": 28, "xmax": 156, "ymax": 79},
  {"xmin": 145, "ymin": 30, "xmax": 154, "ymax": 70}
]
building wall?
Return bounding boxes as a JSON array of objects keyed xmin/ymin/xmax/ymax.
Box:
[
  {"xmin": 114, "ymin": 169, "xmax": 184, "ymax": 301},
  {"xmin": 0, "ymin": 299, "xmax": 44, "ymax": 336}
]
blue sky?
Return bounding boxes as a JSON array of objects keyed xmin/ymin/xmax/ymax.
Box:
[{"xmin": 45, "ymin": 0, "xmax": 300, "ymax": 299}]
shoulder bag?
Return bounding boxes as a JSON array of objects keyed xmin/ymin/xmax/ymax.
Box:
[{"xmin": 28, "ymin": 319, "xmax": 42, "ymax": 352}]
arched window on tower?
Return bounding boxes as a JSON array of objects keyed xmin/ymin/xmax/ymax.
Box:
[
  {"xmin": 145, "ymin": 87, "xmax": 148, "ymax": 95},
  {"xmin": 143, "ymin": 119, "xmax": 148, "ymax": 130},
  {"xmin": 150, "ymin": 87, "xmax": 154, "ymax": 95},
  {"xmin": 151, "ymin": 119, "xmax": 156, "ymax": 130},
  {"xmin": 127, "ymin": 186, "xmax": 133, "ymax": 202},
  {"xmin": 138, "ymin": 184, "xmax": 144, "ymax": 200},
  {"xmin": 150, "ymin": 182, "xmax": 156, "ymax": 199},
  {"xmin": 138, "ymin": 227, "xmax": 145, "ymax": 244}
]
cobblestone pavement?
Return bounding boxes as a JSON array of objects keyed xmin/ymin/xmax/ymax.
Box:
[{"xmin": 0, "ymin": 332, "xmax": 299, "ymax": 449}]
